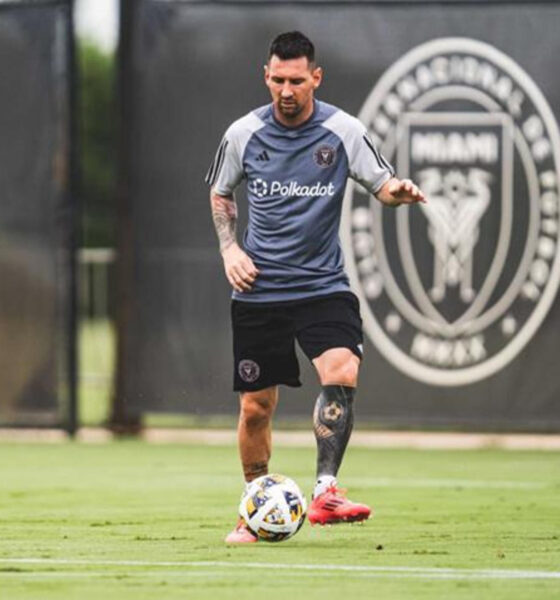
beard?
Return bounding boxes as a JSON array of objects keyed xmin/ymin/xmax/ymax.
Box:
[{"xmin": 278, "ymin": 99, "xmax": 303, "ymax": 119}]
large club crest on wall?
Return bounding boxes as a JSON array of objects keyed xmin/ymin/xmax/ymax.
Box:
[{"xmin": 342, "ymin": 38, "xmax": 560, "ymax": 386}]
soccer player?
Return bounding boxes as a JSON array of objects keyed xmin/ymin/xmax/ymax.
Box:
[{"xmin": 206, "ymin": 31, "xmax": 425, "ymax": 543}]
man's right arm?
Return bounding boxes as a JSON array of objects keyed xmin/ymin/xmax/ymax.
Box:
[{"xmin": 210, "ymin": 190, "xmax": 259, "ymax": 292}]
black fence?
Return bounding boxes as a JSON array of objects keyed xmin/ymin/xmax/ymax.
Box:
[{"xmin": 0, "ymin": 0, "xmax": 76, "ymax": 431}]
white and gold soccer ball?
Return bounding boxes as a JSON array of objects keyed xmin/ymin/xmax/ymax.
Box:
[{"xmin": 239, "ymin": 474, "xmax": 307, "ymax": 542}]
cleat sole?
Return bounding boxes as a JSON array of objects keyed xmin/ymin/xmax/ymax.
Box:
[{"xmin": 308, "ymin": 511, "xmax": 370, "ymax": 526}]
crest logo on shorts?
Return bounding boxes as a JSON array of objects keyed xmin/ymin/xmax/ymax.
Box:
[
  {"xmin": 238, "ymin": 359, "xmax": 260, "ymax": 383},
  {"xmin": 341, "ymin": 38, "xmax": 560, "ymax": 386},
  {"xmin": 314, "ymin": 144, "xmax": 336, "ymax": 167}
]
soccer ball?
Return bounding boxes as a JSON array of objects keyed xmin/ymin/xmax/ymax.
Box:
[{"xmin": 239, "ymin": 474, "xmax": 307, "ymax": 542}]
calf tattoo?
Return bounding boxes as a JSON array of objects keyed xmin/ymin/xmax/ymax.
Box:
[
  {"xmin": 313, "ymin": 385, "xmax": 355, "ymax": 478},
  {"xmin": 243, "ymin": 461, "xmax": 268, "ymax": 482}
]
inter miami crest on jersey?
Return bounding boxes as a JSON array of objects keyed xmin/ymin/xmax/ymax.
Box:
[{"xmin": 313, "ymin": 144, "xmax": 336, "ymax": 167}]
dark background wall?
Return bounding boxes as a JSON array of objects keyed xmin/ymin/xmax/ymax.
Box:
[{"xmin": 119, "ymin": 0, "xmax": 560, "ymax": 430}]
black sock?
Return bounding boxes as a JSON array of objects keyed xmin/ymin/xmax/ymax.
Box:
[{"xmin": 313, "ymin": 385, "xmax": 355, "ymax": 479}]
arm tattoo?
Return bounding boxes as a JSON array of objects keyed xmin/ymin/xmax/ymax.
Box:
[{"xmin": 210, "ymin": 193, "xmax": 238, "ymax": 252}]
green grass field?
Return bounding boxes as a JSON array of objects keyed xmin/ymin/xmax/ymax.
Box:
[{"xmin": 0, "ymin": 442, "xmax": 558, "ymax": 599}]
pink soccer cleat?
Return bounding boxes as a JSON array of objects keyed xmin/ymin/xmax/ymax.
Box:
[
  {"xmin": 308, "ymin": 486, "xmax": 371, "ymax": 525},
  {"xmin": 224, "ymin": 518, "xmax": 258, "ymax": 544}
]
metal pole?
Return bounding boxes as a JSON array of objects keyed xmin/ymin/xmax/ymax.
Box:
[
  {"xmin": 66, "ymin": 0, "xmax": 79, "ymax": 437},
  {"xmin": 111, "ymin": 0, "xmax": 142, "ymax": 434}
]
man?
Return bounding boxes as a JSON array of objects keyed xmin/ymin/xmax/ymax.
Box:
[{"xmin": 206, "ymin": 31, "xmax": 425, "ymax": 543}]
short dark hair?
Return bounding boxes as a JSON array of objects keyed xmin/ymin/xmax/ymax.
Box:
[{"xmin": 268, "ymin": 31, "xmax": 315, "ymax": 64}]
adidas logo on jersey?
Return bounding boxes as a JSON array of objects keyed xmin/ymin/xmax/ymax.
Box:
[{"xmin": 256, "ymin": 150, "xmax": 270, "ymax": 161}]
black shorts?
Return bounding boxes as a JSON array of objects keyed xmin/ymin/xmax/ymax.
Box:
[{"xmin": 231, "ymin": 291, "xmax": 363, "ymax": 392}]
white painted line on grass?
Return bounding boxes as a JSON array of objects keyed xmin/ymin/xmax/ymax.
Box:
[
  {"xmin": 0, "ymin": 570, "xmax": 555, "ymax": 582},
  {"xmin": 1, "ymin": 558, "xmax": 559, "ymax": 581}
]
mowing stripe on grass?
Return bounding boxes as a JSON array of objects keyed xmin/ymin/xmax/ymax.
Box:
[
  {"xmin": 343, "ymin": 477, "xmax": 547, "ymax": 489},
  {"xmin": 186, "ymin": 474, "xmax": 549, "ymax": 490},
  {"xmin": 2, "ymin": 558, "xmax": 559, "ymax": 580}
]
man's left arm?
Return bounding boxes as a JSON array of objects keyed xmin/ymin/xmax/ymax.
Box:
[
  {"xmin": 375, "ymin": 177, "xmax": 426, "ymax": 207},
  {"xmin": 338, "ymin": 117, "xmax": 427, "ymax": 206}
]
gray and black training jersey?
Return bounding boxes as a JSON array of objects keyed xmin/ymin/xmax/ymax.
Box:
[{"xmin": 206, "ymin": 100, "xmax": 394, "ymax": 302}]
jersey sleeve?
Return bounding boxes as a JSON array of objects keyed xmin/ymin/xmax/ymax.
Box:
[
  {"xmin": 323, "ymin": 111, "xmax": 395, "ymax": 194},
  {"xmin": 205, "ymin": 129, "xmax": 244, "ymax": 196},
  {"xmin": 349, "ymin": 128, "xmax": 395, "ymax": 194},
  {"xmin": 205, "ymin": 111, "xmax": 265, "ymax": 196}
]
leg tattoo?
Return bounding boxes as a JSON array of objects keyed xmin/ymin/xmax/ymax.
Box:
[
  {"xmin": 243, "ymin": 461, "xmax": 268, "ymax": 482},
  {"xmin": 313, "ymin": 385, "xmax": 355, "ymax": 478}
]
